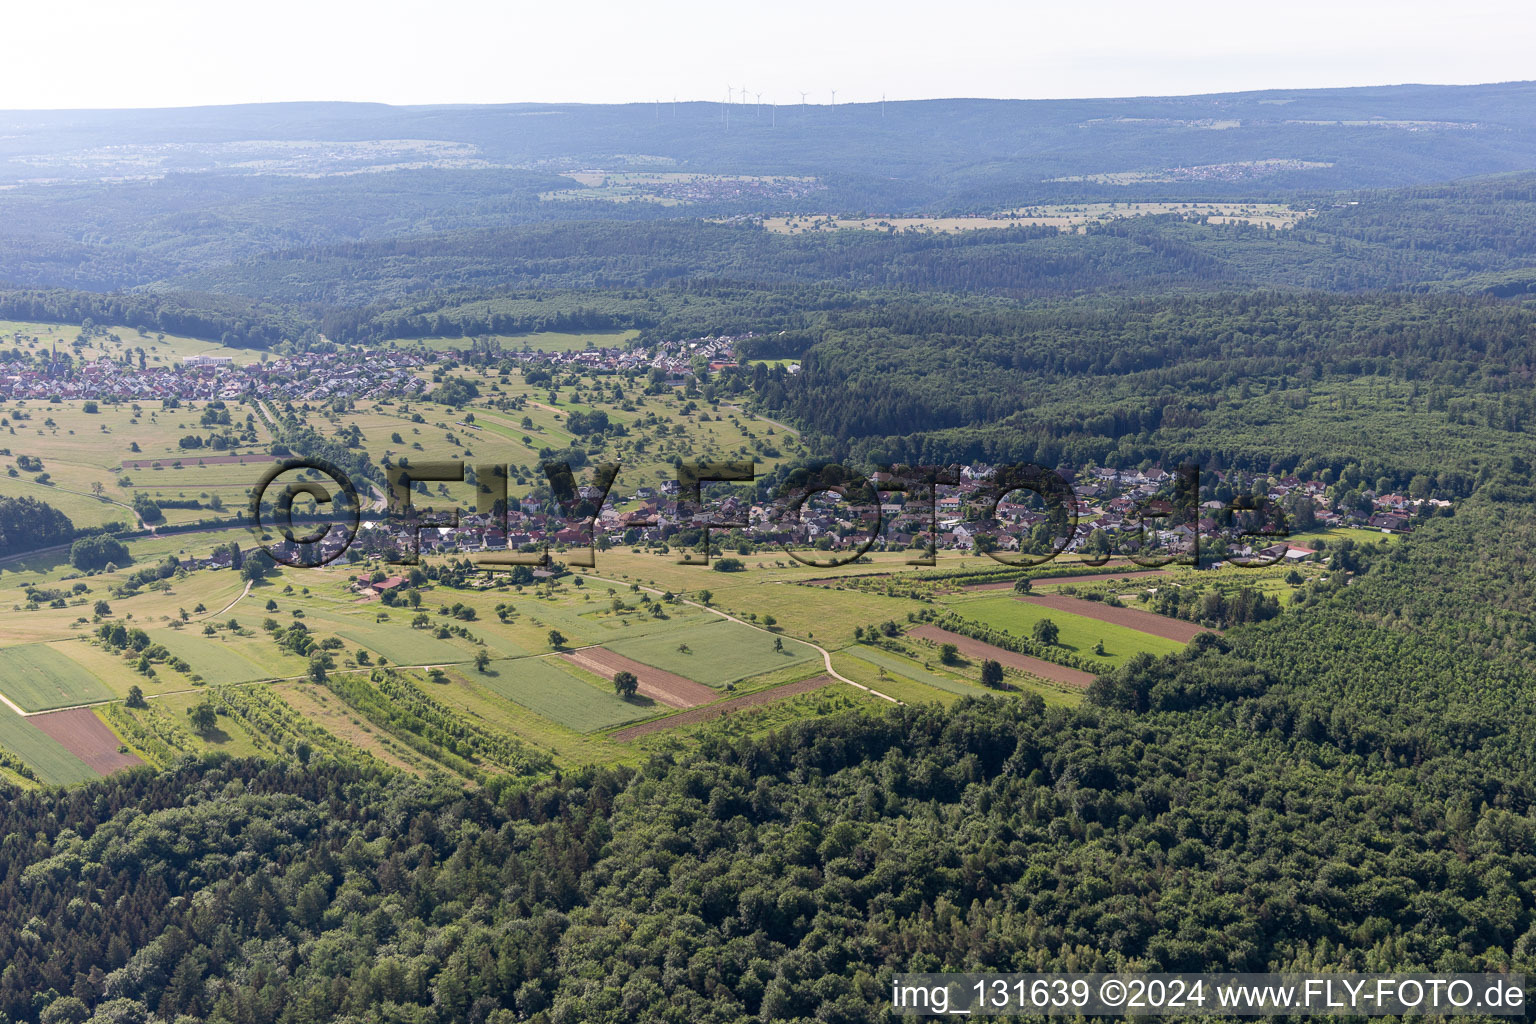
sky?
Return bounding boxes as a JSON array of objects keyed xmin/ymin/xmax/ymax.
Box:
[{"xmin": 4, "ymin": 0, "xmax": 1533, "ymax": 109}]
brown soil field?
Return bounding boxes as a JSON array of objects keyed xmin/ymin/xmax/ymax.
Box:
[
  {"xmin": 1017, "ymin": 594, "xmax": 1216, "ymax": 643},
  {"xmin": 964, "ymin": 567, "xmax": 1166, "ymax": 591},
  {"xmin": 611, "ymin": 675, "xmax": 837, "ymax": 740},
  {"xmin": 908, "ymin": 625, "xmax": 1096, "ymax": 688},
  {"xmin": 29, "ymin": 708, "xmax": 143, "ymax": 775},
  {"xmin": 562, "ymin": 648, "xmax": 716, "ymax": 708}
]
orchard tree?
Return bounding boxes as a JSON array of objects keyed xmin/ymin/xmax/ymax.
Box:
[
  {"xmin": 980, "ymin": 659, "xmax": 1004, "ymax": 688},
  {"xmin": 187, "ymin": 701, "xmax": 218, "ymax": 735}
]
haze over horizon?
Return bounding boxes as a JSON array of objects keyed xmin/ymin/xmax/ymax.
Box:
[{"xmin": 6, "ymin": 0, "xmax": 1534, "ymax": 111}]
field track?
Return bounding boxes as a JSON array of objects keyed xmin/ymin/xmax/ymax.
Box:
[
  {"xmin": 964, "ymin": 568, "xmax": 1167, "ymax": 591},
  {"xmin": 121, "ymin": 453, "xmax": 278, "ymax": 470},
  {"xmin": 562, "ymin": 648, "xmax": 716, "ymax": 708},
  {"xmin": 1017, "ymin": 594, "xmax": 1215, "ymax": 643},
  {"xmin": 28, "ymin": 709, "xmax": 143, "ymax": 775},
  {"xmin": 611, "ymin": 675, "xmax": 837, "ymax": 740},
  {"xmin": 908, "ymin": 625, "xmax": 1096, "ymax": 688}
]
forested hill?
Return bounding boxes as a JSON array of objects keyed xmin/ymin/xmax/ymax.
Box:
[
  {"xmin": 3, "ymin": 483, "xmax": 1536, "ymax": 1023},
  {"xmin": 7, "ymin": 83, "xmax": 1536, "ymax": 195},
  {"xmin": 756, "ymin": 290, "xmax": 1536, "ymax": 474},
  {"xmin": 5, "ymin": 83, "xmax": 1536, "ymax": 295}
]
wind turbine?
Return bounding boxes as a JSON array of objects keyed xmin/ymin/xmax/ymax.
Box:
[
  {"xmin": 672, "ymin": 95, "xmax": 677, "ymax": 118},
  {"xmin": 830, "ymin": 89, "xmax": 837, "ymax": 107},
  {"xmin": 881, "ymin": 93, "xmax": 886, "ymax": 119},
  {"xmin": 755, "ymin": 91, "xmax": 762, "ymax": 116}
]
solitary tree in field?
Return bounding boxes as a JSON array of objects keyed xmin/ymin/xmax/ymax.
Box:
[
  {"xmin": 773, "ymin": 637, "xmax": 784, "ymax": 652},
  {"xmin": 940, "ymin": 642, "xmax": 960, "ymax": 665},
  {"xmin": 613, "ymin": 670, "xmax": 639, "ymax": 698},
  {"xmin": 474, "ymin": 649, "xmax": 492, "ymax": 673},
  {"xmin": 1032, "ymin": 618, "xmax": 1060, "ymax": 645},
  {"xmin": 547, "ymin": 629, "xmax": 566, "ymax": 649},
  {"xmin": 187, "ymin": 701, "xmax": 217, "ymax": 735},
  {"xmin": 980, "ymin": 659, "xmax": 1004, "ymax": 689},
  {"xmin": 1013, "ymin": 577, "xmax": 1032, "ymax": 594},
  {"xmin": 125, "ymin": 685, "xmax": 146, "ymax": 708}
]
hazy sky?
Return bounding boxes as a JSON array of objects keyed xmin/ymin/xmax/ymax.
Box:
[{"xmin": 5, "ymin": 0, "xmax": 1533, "ymax": 109}]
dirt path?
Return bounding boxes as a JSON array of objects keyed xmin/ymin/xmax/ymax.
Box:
[
  {"xmin": 1017, "ymin": 594, "xmax": 1216, "ymax": 643},
  {"xmin": 561, "ymin": 648, "xmax": 716, "ymax": 708},
  {"xmin": 908, "ymin": 625, "xmax": 1096, "ymax": 688},
  {"xmin": 39, "ymin": 483, "xmax": 147, "ymax": 530},
  {"xmin": 200, "ymin": 579, "xmax": 253, "ymax": 621},
  {"xmin": 721, "ymin": 404, "xmax": 801, "ymax": 439},
  {"xmin": 572, "ymin": 571, "xmax": 901, "ymax": 704},
  {"xmin": 611, "ymin": 675, "xmax": 836, "ymax": 740},
  {"xmin": 29, "ymin": 707, "xmax": 144, "ymax": 775}
]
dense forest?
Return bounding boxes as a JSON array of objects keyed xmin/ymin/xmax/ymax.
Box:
[
  {"xmin": 0, "ymin": 496, "xmax": 74, "ymax": 560},
  {"xmin": 155, "ymin": 176, "xmax": 1536, "ymax": 305}
]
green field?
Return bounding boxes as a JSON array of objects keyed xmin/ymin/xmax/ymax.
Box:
[
  {"xmin": 472, "ymin": 656, "xmax": 654, "ymax": 732},
  {"xmin": 0, "ymin": 705, "xmax": 98, "ymax": 785},
  {"xmin": 335, "ymin": 624, "xmax": 473, "ymax": 666},
  {"xmin": 846, "ymin": 644, "xmax": 990, "ymax": 696},
  {"xmin": 151, "ymin": 630, "xmax": 299, "ymax": 684},
  {"xmin": 606, "ymin": 619, "xmax": 817, "ymax": 687},
  {"xmin": 0, "ymin": 644, "xmax": 116, "ymax": 711},
  {"xmin": 946, "ymin": 594, "xmax": 1186, "ymax": 668}
]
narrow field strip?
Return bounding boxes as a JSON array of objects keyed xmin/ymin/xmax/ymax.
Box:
[
  {"xmin": 1017, "ymin": 593, "xmax": 1216, "ymax": 643},
  {"xmin": 963, "ymin": 568, "xmax": 1167, "ymax": 591},
  {"xmin": 0, "ymin": 644, "xmax": 116, "ymax": 711},
  {"xmin": 0, "ymin": 705, "xmax": 97, "ymax": 785},
  {"xmin": 28, "ymin": 708, "xmax": 143, "ymax": 776},
  {"xmin": 907, "ymin": 625, "xmax": 1097, "ymax": 688},
  {"xmin": 611, "ymin": 676, "xmax": 838, "ymax": 741},
  {"xmin": 561, "ymin": 648, "xmax": 716, "ymax": 708},
  {"xmin": 847, "ymin": 644, "xmax": 989, "ymax": 696},
  {"xmin": 473, "ymin": 657, "xmax": 653, "ymax": 732}
]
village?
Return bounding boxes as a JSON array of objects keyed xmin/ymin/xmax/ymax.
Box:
[
  {"xmin": 2, "ymin": 326, "xmax": 1442, "ymax": 576},
  {"xmin": 309, "ymin": 458, "xmax": 1442, "ymax": 572},
  {"xmin": 0, "ymin": 330, "xmax": 773, "ymax": 403},
  {"xmin": 0, "ymin": 346, "xmax": 430, "ymax": 403}
]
